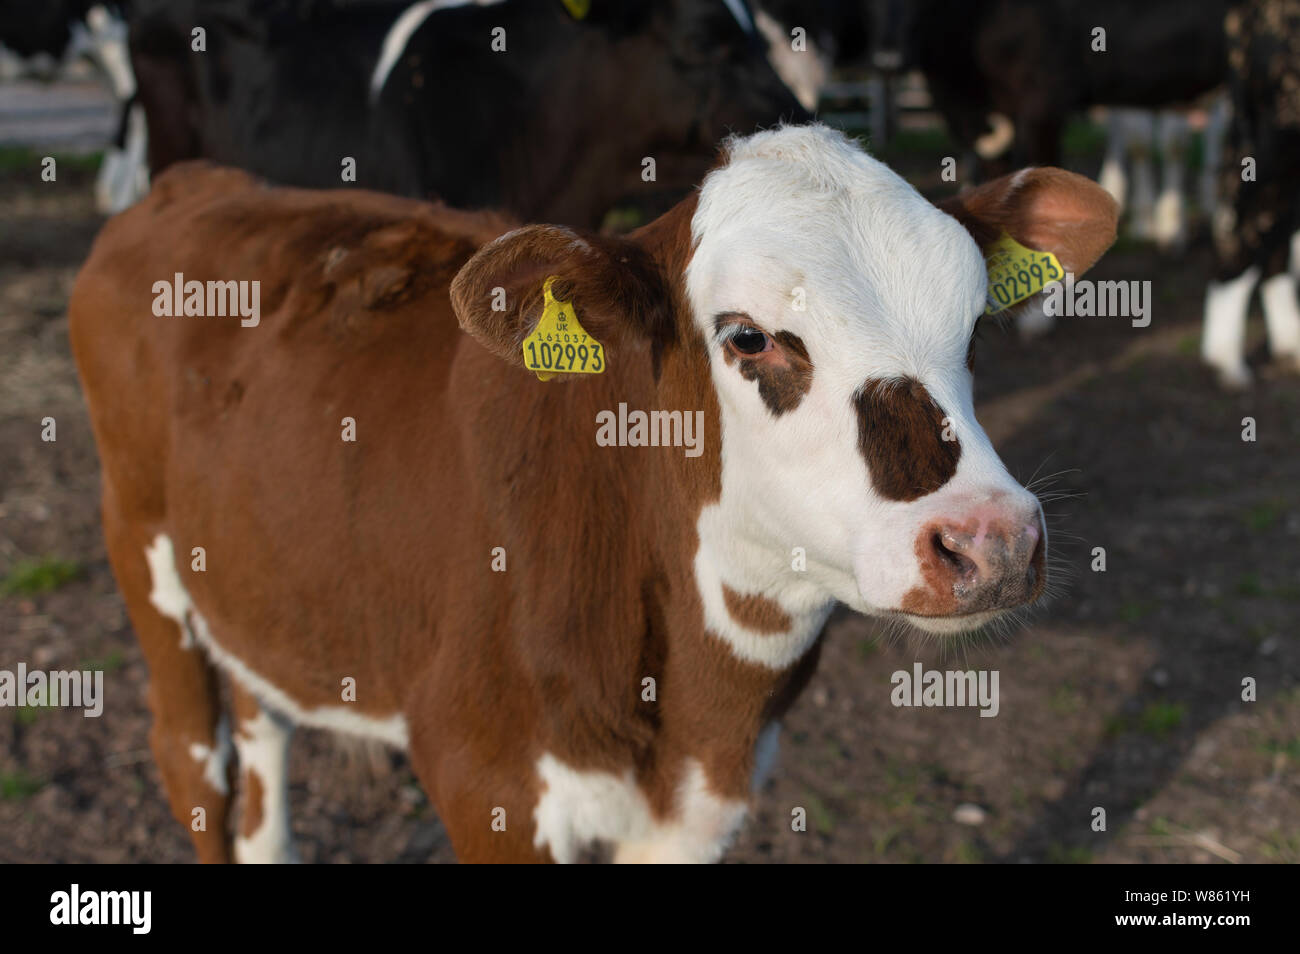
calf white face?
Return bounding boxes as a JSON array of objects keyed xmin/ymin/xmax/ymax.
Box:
[
  {"xmin": 687, "ymin": 126, "xmax": 1102, "ymax": 633},
  {"xmin": 451, "ymin": 123, "xmax": 1116, "ymax": 638}
]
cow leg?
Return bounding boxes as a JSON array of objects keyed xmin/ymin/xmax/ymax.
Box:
[
  {"xmin": 1128, "ymin": 112, "xmax": 1158, "ymax": 242},
  {"xmin": 1261, "ymin": 271, "xmax": 1300, "ymax": 371},
  {"xmin": 1277, "ymin": 231, "xmax": 1300, "ymax": 366},
  {"xmin": 1153, "ymin": 111, "xmax": 1188, "ymax": 253},
  {"xmin": 1199, "ymin": 93, "xmax": 1229, "ymax": 219},
  {"xmin": 1202, "ymin": 266, "xmax": 1260, "ymax": 389},
  {"xmin": 404, "ymin": 679, "xmax": 549, "ymax": 863},
  {"xmin": 230, "ymin": 685, "xmax": 298, "ymax": 864},
  {"xmin": 1098, "ymin": 109, "xmax": 1130, "ymax": 211},
  {"xmin": 104, "ymin": 502, "xmax": 233, "ymax": 862},
  {"xmin": 612, "ymin": 761, "xmax": 748, "ymax": 864}
]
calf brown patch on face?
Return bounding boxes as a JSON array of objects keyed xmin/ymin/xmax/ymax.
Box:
[
  {"xmin": 715, "ymin": 315, "xmax": 813, "ymax": 416},
  {"xmin": 721, "ymin": 584, "xmax": 792, "ymax": 634},
  {"xmin": 856, "ymin": 377, "xmax": 961, "ymax": 501}
]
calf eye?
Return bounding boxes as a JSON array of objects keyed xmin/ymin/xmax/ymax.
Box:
[{"xmin": 729, "ymin": 328, "xmax": 772, "ymax": 356}]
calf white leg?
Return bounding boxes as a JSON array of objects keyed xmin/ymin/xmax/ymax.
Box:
[
  {"xmin": 233, "ymin": 695, "xmax": 298, "ymax": 864},
  {"xmin": 1261, "ymin": 272, "xmax": 1300, "ymax": 370},
  {"xmin": 1127, "ymin": 112, "xmax": 1158, "ymax": 241},
  {"xmin": 1200, "ymin": 93, "xmax": 1230, "ymax": 217},
  {"xmin": 1098, "ymin": 110, "xmax": 1130, "ymax": 210},
  {"xmin": 95, "ymin": 104, "xmax": 150, "ymax": 214},
  {"xmin": 1153, "ymin": 111, "xmax": 1188, "ymax": 252},
  {"xmin": 1202, "ymin": 266, "xmax": 1260, "ymax": 388}
]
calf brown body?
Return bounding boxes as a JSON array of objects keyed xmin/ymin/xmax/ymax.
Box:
[
  {"xmin": 71, "ymin": 128, "xmax": 1116, "ymax": 862},
  {"xmin": 71, "ymin": 162, "xmax": 810, "ymax": 862}
]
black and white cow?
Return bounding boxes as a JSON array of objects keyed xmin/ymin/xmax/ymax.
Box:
[
  {"xmin": 1202, "ymin": 0, "xmax": 1300, "ymax": 387},
  {"xmin": 0, "ymin": 1, "xmax": 144, "ymax": 212},
  {"xmin": 127, "ymin": 0, "xmax": 809, "ymax": 227},
  {"xmin": 0, "ymin": 0, "xmax": 97, "ymax": 63},
  {"xmin": 901, "ymin": 0, "xmax": 1229, "ymax": 176}
]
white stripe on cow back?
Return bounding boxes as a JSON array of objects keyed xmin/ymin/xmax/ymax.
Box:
[
  {"xmin": 142, "ymin": 535, "xmax": 408, "ymax": 748},
  {"xmin": 369, "ymin": 0, "xmax": 507, "ymax": 102}
]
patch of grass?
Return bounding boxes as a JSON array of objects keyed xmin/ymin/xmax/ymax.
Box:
[
  {"xmin": 1119, "ymin": 600, "xmax": 1155, "ymax": 623},
  {"xmin": 1046, "ymin": 842, "xmax": 1093, "ymax": 864},
  {"xmin": 1270, "ymin": 583, "xmax": 1300, "ymax": 602},
  {"xmin": 803, "ymin": 793, "xmax": 835, "ymax": 835},
  {"xmin": 1243, "ymin": 502, "xmax": 1281, "ymax": 532},
  {"xmin": 885, "ymin": 127, "xmax": 956, "ymax": 157},
  {"xmin": 2, "ymin": 556, "xmax": 82, "ymax": 596},
  {"xmin": 1176, "ymin": 333, "xmax": 1200, "ymax": 357},
  {"xmin": 1148, "ymin": 816, "xmax": 1173, "ymax": 836},
  {"xmin": 1259, "ymin": 830, "xmax": 1300, "ymax": 862},
  {"xmin": 0, "ymin": 770, "xmax": 44, "ymax": 800},
  {"xmin": 1009, "ymin": 785, "xmax": 1030, "ymax": 811},
  {"xmin": 1257, "ymin": 737, "xmax": 1300, "ymax": 760},
  {"xmin": 952, "ymin": 839, "xmax": 983, "ymax": 863},
  {"xmin": 1049, "ymin": 685, "xmax": 1082, "ymax": 715},
  {"xmin": 1235, "ymin": 573, "xmax": 1265, "ymax": 597},
  {"xmin": 1138, "ymin": 702, "xmax": 1187, "ymax": 739},
  {"xmin": 871, "ymin": 824, "xmax": 902, "ymax": 855},
  {"xmin": 14, "ymin": 705, "xmax": 46, "ymax": 725},
  {"xmin": 80, "ymin": 649, "xmax": 126, "ymax": 673},
  {"xmin": 599, "ymin": 205, "xmax": 646, "ymax": 234},
  {"xmin": 1062, "ymin": 117, "xmax": 1107, "ymax": 158},
  {"xmin": 0, "ymin": 146, "xmax": 103, "ymax": 175},
  {"xmin": 1104, "ymin": 713, "xmax": 1130, "ymax": 738}
]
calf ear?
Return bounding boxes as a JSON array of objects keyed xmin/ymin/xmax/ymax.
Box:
[
  {"xmin": 938, "ymin": 168, "xmax": 1119, "ymax": 278},
  {"xmin": 449, "ymin": 224, "xmax": 672, "ymax": 371}
]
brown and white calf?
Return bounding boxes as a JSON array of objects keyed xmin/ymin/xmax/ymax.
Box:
[{"xmin": 69, "ymin": 124, "xmax": 1116, "ymax": 863}]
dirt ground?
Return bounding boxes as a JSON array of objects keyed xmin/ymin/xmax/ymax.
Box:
[{"xmin": 1, "ymin": 139, "xmax": 1297, "ymax": 864}]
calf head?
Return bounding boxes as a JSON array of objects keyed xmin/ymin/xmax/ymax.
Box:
[{"xmin": 452, "ymin": 124, "xmax": 1117, "ymax": 635}]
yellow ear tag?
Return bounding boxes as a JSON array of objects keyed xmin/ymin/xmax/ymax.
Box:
[
  {"xmin": 561, "ymin": 0, "xmax": 591, "ymax": 20},
  {"xmin": 521, "ymin": 276, "xmax": 605, "ymax": 381},
  {"xmin": 984, "ymin": 232, "xmax": 1064, "ymax": 315}
]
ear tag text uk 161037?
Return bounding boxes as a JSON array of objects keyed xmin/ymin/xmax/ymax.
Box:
[
  {"xmin": 984, "ymin": 232, "xmax": 1064, "ymax": 315},
  {"xmin": 521, "ymin": 276, "xmax": 605, "ymax": 381}
]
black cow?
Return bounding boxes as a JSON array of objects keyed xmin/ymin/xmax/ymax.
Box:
[
  {"xmin": 901, "ymin": 0, "xmax": 1229, "ymax": 175},
  {"xmin": 127, "ymin": 0, "xmax": 809, "ymax": 227},
  {"xmin": 1201, "ymin": 0, "xmax": 1300, "ymax": 387},
  {"xmin": 0, "ymin": 0, "xmax": 97, "ymax": 60}
]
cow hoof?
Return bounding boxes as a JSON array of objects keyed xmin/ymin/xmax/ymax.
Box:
[
  {"xmin": 1211, "ymin": 364, "xmax": 1253, "ymax": 390},
  {"xmin": 1268, "ymin": 352, "xmax": 1300, "ymax": 377}
]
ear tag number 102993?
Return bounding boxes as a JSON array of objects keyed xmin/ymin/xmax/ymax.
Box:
[
  {"xmin": 522, "ymin": 276, "xmax": 605, "ymax": 381},
  {"xmin": 984, "ymin": 232, "xmax": 1064, "ymax": 315}
]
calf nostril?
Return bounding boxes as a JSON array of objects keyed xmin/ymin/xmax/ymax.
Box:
[
  {"xmin": 1026, "ymin": 533, "xmax": 1046, "ymax": 587},
  {"xmin": 931, "ymin": 531, "xmax": 977, "ymax": 580}
]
